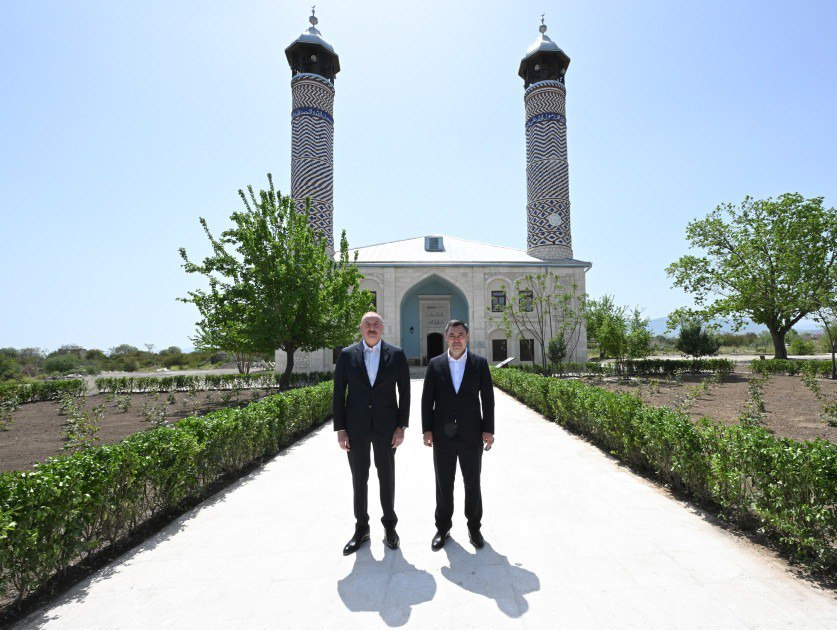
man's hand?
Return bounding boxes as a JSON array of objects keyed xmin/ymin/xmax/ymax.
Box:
[
  {"xmin": 391, "ymin": 426, "xmax": 405, "ymax": 448},
  {"xmin": 423, "ymin": 431, "xmax": 433, "ymax": 447},
  {"xmin": 337, "ymin": 430, "xmax": 351, "ymax": 451},
  {"xmin": 482, "ymin": 432, "xmax": 494, "ymax": 451}
]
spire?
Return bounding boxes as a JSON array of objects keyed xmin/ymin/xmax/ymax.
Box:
[{"xmin": 285, "ymin": 8, "xmax": 340, "ymax": 80}]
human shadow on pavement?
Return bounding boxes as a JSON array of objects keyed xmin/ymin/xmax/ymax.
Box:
[
  {"xmin": 441, "ymin": 538, "xmax": 540, "ymax": 617},
  {"xmin": 337, "ymin": 546, "xmax": 436, "ymax": 627}
]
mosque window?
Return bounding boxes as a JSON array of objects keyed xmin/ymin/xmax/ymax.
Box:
[
  {"xmin": 491, "ymin": 291, "xmax": 507, "ymax": 312},
  {"xmin": 424, "ymin": 236, "xmax": 445, "ymax": 252},
  {"xmin": 520, "ymin": 339, "xmax": 535, "ymax": 362},
  {"xmin": 492, "ymin": 339, "xmax": 508, "ymax": 361}
]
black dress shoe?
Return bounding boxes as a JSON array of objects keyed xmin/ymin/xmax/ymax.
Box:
[
  {"xmin": 468, "ymin": 529, "xmax": 485, "ymax": 549},
  {"xmin": 343, "ymin": 530, "xmax": 370, "ymax": 556},
  {"xmin": 384, "ymin": 528, "xmax": 400, "ymax": 550},
  {"xmin": 431, "ymin": 530, "xmax": 450, "ymax": 551}
]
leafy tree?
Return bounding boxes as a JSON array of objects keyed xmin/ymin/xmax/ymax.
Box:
[
  {"xmin": 109, "ymin": 344, "xmax": 140, "ymax": 357},
  {"xmin": 489, "ymin": 272, "xmax": 586, "ymax": 367},
  {"xmin": 626, "ymin": 308, "xmax": 654, "ymax": 359},
  {"xmin": 667, "ymin": 193, "xmax": 837, "ymax": 359},
  {"xmin": 180, "ymin": 174, "xmax": 371, "ymax": 389},
  {"xmin": 43, "ymin": 354, "xmax": 80, "ymax": 374},
  {"xmin": 546, "ymin": 337, "xmax": 567, "ymax": 365},
  {"xmin": 0, "ymin": 354, "xmax": 21, "ymax": 381},
  {"xmin": 673, "ymin": 318, "xmax": 722, "ymax": 358},
  {"xmin": 587, "ymin": 298, "xmax": 653, "ymax": 362},
  {"xmin": 586, "ymin": 295, "xmax": 622, "ymax": 359},
  {"xmin": 16, "ymin": 348, "xmax": 44, "ymax": 377},
  {"xmin": 813, "ymin": 304, "xmax": 837, "ymax": 379}
]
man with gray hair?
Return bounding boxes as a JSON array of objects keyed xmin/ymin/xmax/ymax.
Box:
[
  {"xmin": 333, "ymin": 312, "xmax": 411, "ymax": 555},
  {"xmin": 421, "ymin": 319, "xmax": 495, "ymax": 551}
]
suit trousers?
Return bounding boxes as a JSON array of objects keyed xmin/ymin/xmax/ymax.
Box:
[
  {"xmin": 347, "ymin": 431, "xmax": 397, "ymax": 531},
  {"xmin": 433, "ymin": 440, "xmax": 483, "ymax": 533}
]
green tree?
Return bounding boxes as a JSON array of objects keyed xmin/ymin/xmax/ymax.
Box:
[
  {"xmin": 673, "ymin": 318, "xmax": 722, "ymax": 358},
  {"xmin": 666, "ymin": 193, "xmax": 837, "ymax": 359},
  {"xmin": 813, "ymin": 303, "xmax": 837, "ymax": 379},
  {"xmin": 489, "ymin": 272, "xmax": 586, "ymax": 367},
  {"xmin": 180, "ymin": 174, "xmax": 371, "ymax": 389},
  {"xmin": 586, "ymin": 295, "xmax": 621, "ymax": 359}
]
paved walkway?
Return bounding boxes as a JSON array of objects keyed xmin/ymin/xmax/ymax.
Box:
[{"xmin": 15, "ymin": 382, "xmax": 836, "ymax": 629}]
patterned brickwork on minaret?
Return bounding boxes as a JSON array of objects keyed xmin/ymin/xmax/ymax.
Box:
[
  {"xmin": 291, "ymin": 73, "xmax": 335, "ymax": 253},
  {"xmin": 525, "ymin": 79, "xmax": 572, "ymax": 259}
]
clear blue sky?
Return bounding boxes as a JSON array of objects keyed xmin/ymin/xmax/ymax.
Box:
[{"xmin": 1, "ymin": 0, "xmax": 835, "ymax": 351}]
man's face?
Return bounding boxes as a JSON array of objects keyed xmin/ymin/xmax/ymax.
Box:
[
  {"xmin": 360, "ymin": 313, "xmax": 384, "ymax": 346},
  {"xmin": 446, "ymin": 325, "xmax": 469, "ymax": 357}
]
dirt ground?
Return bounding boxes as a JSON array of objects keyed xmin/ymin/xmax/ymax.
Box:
[
  {"xmin": 593, "ymin": 367, "xmax": 837, "ymax": 444},
  {"xmin": 0, "ymin": 389, "xmax": 277, "ymax": 473}
]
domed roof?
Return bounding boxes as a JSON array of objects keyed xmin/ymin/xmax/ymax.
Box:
[{"xmin": 284, "ymin": 11, "xmax": 341, "ymax": 74}]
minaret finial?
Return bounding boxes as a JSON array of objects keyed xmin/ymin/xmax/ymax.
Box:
[
  {"xmin": 539, "ymin": 14, "xmax": 547, "ymax": 34},
  {"xmin": 310, "ymin": 5, "xmax": 318, "ymax": 27}
]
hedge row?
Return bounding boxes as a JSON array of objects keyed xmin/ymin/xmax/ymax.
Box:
[
  {"xmin": 490, "ymin": 367, "xmax": 837, "ymax": 569},
  {"xmin": 750, "ymin": 359, "xmax": 834, "ymax": 377},
  {"xmin": 512, "ymin": 358, "xmax": 735, "ymax": 377},
  {"xmin": 0, "ymin": 379, "xmax": 87, "ymax": 406},
  {"xmin": 95, "ymin": 371, "xmax": 333, "ymax": 394},
  {"xmin": 0, "ymin": 381, "xmax": 333, "ymax": 604}
]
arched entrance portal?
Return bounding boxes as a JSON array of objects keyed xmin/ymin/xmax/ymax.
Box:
[
  {"xmin": 427, "ymin": 332, "xmax": 444, "ymax": 362},
  {"xmin": 400, "ymin": 274, "xmax": 469, "ymax": 364}
]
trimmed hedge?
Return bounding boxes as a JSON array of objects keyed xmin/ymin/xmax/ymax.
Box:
[
  {"xmin": 0, "ymin": 379, "xmax": 87, "ymax": 406},
  {"xmin": 95, "ymin": 371, "xmax": 333, "ymax": 394},
  {"xmin": 491, "ymin": 367, "xmax": 837, "ymax": 569},
  {"xmin": 0, "ymin": 381, "xmax": 333, "ymax": 604},
  {"xmin": 751, "ymin": 359, "xmax": 833, "ymax": 377},
  {"xmin": 512, "ymin": 358, "xmax": 735, "ymax": 378}
]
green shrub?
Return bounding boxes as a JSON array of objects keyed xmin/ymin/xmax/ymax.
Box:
[
  {"xmin": 491, "ymin": 368, "xmax": 837, "ymax": 570},
  {"xmin": 95, "ymin": 371, "xmax": 332, "ymax": 394},
  {"xmin": 42, "ymin": 354, "xmax": 80, "ymax": 374},
  {"xmin": 510, "ymin": 358, "xmax": 734, "ymax": 378},
  {"xmin": 789, "ymin": 337, "xmax": 815, "ymax": 355},
  {"xmin": 0, "ymin": 381, "xmax": 333, "ymax": 604},
  {"xmin": 0, "ymin": 379, "xmax": 87, "ymax": 406},
  {"xmin": 751, "ymin": 359, "xmax": 831, "ymax": 377}
]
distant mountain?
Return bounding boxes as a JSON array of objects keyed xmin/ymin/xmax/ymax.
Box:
[{"xmin": 647, "ymin": 317, "xmax": 821, "ymax": 337}]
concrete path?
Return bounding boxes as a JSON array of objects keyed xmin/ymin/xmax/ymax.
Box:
[{"xmin": 15, "ymin": 382, "xmax": 836, "ymax": 629}]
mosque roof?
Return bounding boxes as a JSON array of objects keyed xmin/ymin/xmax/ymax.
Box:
[{"xmin": 346, "ymin": 235, "xmax": 591, "ymax": 268}]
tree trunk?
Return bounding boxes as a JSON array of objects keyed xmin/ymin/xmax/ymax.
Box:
[
  {"xmin": 279, "ymin": 348, "xmax": 295, "ymax": 391},
  {"xmin": 769, "ymin": 328, "xmax": 788, "ymax": 359}
]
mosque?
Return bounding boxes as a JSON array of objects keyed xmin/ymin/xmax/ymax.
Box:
[{"xmin": 277, "ymin": 12, "xmax": 591, "ymax": 372}]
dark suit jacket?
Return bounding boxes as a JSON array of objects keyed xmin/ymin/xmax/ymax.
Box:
[
  {"xmin": 333, "ymin": 340, "xmax": 410, "ymax": 439},
  {"xmin": 421, "ymin": 350, "xmax": 494, "ymax": 446}
]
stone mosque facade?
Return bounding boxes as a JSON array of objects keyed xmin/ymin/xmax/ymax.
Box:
[{"xmin": 277, "ymin": 13, "xmax": 591, "ymax": 372}]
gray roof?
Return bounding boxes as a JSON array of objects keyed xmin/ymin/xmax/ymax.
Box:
[
  {"xmin": 346, "ymin": 235, "xmax": 590, "ymax": 268},
  {"xmin": 522, "ymin": 30, "xmax": 566, "ymax": 60},
  {"xmin": 285, "ymin": 25, "xmax": 337, "ymax": 55}
]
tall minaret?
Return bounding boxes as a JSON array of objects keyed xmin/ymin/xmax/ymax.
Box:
[
  {"xmin": 284, "ymin": 9, "xmax": 340, "ymax": 254},
  {"xmin": 519, "ymin": 17, "xmax": 573, "ymax": 260}
]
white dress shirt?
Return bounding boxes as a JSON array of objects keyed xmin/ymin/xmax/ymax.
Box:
[
  {"xmin": 363, "ymin": 340, "xmax": 381, "ymax": 386},
  {"xmin": 447, "ymin": 348, "xmax": 468, "ymax": 394}
]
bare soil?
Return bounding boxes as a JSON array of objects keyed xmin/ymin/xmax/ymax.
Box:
[
  {"xmin": 592, "ymin": 366, "xmax": 836, "ymax": 443},
  {"xmin": 0, "ymin": 389, "xmax": 277, "ymax": 473}
]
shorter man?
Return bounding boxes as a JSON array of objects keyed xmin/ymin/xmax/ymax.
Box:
[{"xmin": 421, "ymin": 319, "xmax": 495, "ymax": 550}]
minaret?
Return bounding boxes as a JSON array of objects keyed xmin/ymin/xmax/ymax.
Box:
[
  {"xmin": 519, "ymin": 16, "xmax": 573, "ymax": 260},
  {"xmin": 285, "ymin": 9, "xmax": 340, "ymax": 254}
]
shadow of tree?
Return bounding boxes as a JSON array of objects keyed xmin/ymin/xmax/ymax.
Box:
[
  {"xmin": 441, "ymin": 538, "xmax": 539, "ymax": 617},
  {"xmin": 337, "ymin": 547, "xmax": 436, "ymax": 627}
]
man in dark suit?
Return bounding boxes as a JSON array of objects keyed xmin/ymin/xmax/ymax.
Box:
[
  {"xmin": 421, "ymin": 319, "xmax": 495, "ymax": 551},
  {"xmin": 333, "ymin": 311, "xmax": 411, "ymax": 555}
]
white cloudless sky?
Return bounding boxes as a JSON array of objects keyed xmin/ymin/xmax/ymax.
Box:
[{"xmin": 1, "ymin": 0, "xmax": 835, "ymax": 351}]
